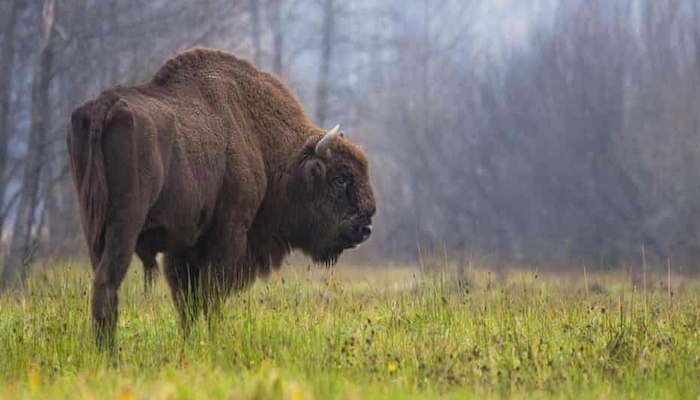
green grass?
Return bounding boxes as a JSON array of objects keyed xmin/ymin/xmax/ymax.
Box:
[{"xmin": 1, "ymin": 260, "xmax": 699, "ymax": 399}]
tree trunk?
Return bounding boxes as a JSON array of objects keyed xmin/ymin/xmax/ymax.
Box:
[
  {"xmin": 0, "ymin": 0, "xmax": 22, "ymax": 244},
  {"xmin": 249, "ymin": 0, "xmax": 262, "ymax": 66},
  {"xmin": 315, "ymin": 0, "xmax": 334, "ymax": 127},
  {"xmin": 1, "ymin": 0, "xmax": 54, "ymax": 289},
  {"xmin": 44, "ymin": 0, "xmax": 88, "ymax": 258},
  {"xmin": 270, "ymin": 0, "xmax": 283, "ymax": 77}
]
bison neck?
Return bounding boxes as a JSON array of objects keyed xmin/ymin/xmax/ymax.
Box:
[{"xmin": 245, "ymin": 129, "xmax": 312, "ymax": 273}]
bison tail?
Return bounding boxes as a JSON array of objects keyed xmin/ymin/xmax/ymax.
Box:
[{"xmin": 69, "ymin": 92, "xmax": 123, "ymax": 267}]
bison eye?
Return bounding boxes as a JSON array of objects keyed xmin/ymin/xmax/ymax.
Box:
[{"xmin": 333, "ymin": 176, "xmax": 349, "ymax": 189}]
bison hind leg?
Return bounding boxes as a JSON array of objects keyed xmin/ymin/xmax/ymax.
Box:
[
  {"xmin": 136, "ymin": 246, "xmax": 159, "ymax": 296},
  {"xmin": 143, "ymin": 259, "xmax": 158, "ymax": 295},
  {"xmin": 92, "ymin": 222, "xmax": 142, "ymax": 355},
  {"xmin": 136, "ymin": 228, "xmax": 168, "ymax": 295}
]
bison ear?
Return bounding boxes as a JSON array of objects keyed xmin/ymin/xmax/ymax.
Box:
[
  {"xmin": 301, "ymin": 158, "xmax": 327, "ymax": 193},
  {"xmin": 70, "ymin": 107, "xmax": 90, "ymax": 132}
]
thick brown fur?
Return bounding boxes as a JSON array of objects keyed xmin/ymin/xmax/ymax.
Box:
[{"xmin": 66, "ymin": 47, "xmax": 376, "ymax": 351}]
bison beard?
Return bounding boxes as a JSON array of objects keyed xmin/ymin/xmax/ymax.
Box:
[{"xmin": 66, "ymin": 47, "xmax": 376, "ymax": 352}]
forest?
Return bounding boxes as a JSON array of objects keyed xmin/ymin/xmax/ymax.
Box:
[{"xmin": 1, "ymin": 0, "xmax": 700, "ymax": 286}]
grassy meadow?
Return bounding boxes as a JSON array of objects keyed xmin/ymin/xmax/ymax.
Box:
[{"xmin": 1, "ymin": 257, "xmax": 699, "ymax": 399}]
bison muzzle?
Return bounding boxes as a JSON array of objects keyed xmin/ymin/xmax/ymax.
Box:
[{"xmin": 66, "ymin": 47, "xmax": 376, "ymax": 352}]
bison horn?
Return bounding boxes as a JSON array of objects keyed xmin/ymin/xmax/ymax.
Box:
[{"xmin": 315, "ymin": 124, "xmax": 341, "ymax": 158}]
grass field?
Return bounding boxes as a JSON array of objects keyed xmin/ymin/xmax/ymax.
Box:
[{"xmin": 1, "ymin": 258, "xmax": 699, "ymax": 399}]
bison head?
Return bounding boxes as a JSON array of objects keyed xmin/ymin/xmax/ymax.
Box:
[{"xmin": 289, "ymin": 125, "xmax": 376, "ymax": 265}]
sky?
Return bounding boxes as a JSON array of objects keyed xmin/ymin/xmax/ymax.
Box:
[{"xmin": 472, "ymin": 0, "xmax": 556, "ymax": 52}]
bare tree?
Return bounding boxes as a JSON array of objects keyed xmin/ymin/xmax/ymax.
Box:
[
  {"xmin": 314, "ymin": 0, "xmax": 335, "ymax": 126},
  {"xmin": 249, "ymin": 0, "xmax": 262, "ymax": 65},
  {"xmin": 2, "ymin": 0, "xmax": 55, "ymax": 288},
  {"xmin": 0, "ymin": 0, "xmax": 22, "ymax": 239},
  {"xmin": 269, "ymin": 0, "xmax": 284, "ymax": 76}
]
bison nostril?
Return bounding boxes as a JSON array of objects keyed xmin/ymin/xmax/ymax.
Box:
[{"xmin": 360, "ymin": 224, "xmax": 372, "ymax": 239}]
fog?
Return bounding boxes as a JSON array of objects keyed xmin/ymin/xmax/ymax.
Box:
[{"xmin": 1, "ymin": 0, "xmax": 698, "ymax": 285}]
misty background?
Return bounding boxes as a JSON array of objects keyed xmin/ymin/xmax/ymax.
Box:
[{"xmin": 1, "ymin": 0, "xmax": 699, "ymax": 286}]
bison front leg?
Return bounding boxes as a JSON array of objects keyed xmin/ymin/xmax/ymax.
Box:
[
  {"xmin": 200, "ymin": 227, "xmax": 251, "ymax": 334},
  {"xmin": 91, "ymin": 223, "xmax": 140, "ymax": 354},
  {"xmin": 164, "ymin": 250, "xmax": 202, "ymax": 339},
  {"xmin": 199, "ymin": 258, "xmax": 236, "ymax": 334}
]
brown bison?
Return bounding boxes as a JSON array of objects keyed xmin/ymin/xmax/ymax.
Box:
[{"xmin": 66, "ymin": 47, "xmax": 376, "ymax": 351}]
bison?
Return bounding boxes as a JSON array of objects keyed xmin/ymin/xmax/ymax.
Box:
[{"xmin": 66, "ymin": 47, "xmax": 376, "ymax": 352}]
